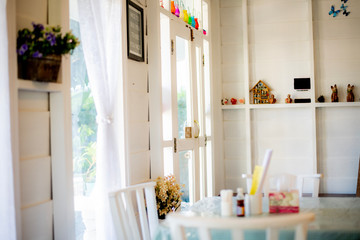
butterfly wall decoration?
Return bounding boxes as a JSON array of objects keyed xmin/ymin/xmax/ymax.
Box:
[
  {"xmin": 329, "ymin": 5, "xmax": 341, "ymax": 17},
  {"xmin": 329, "ymin": 0, "xmax": 351, "ymax": 18}
]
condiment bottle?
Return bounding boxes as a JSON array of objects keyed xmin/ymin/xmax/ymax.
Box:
[{"xmin": 236, "ymin": 188, "xmax": 245, "ymax": 217}]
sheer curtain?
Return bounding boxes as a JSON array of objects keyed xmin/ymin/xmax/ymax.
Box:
[
  {"xmin": 77, "ymin": 0, "xmax": 124, "ymax": 239},
  {"xmin": 0, "ymin": 0, "xmax": 17, "ymax": 239}
]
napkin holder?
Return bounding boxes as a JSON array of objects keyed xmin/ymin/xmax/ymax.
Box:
[{"xmin": 268, "ymin": 174, "xmax": 299, "ymax": 213}]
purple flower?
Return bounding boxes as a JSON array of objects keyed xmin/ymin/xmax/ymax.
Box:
[
  {"xmin": 45, "ymin": 32, "xmax": 56, "ymax": 46},
  {"xmin": 32, "ymin": 51, "xmax": 43, "ymax": 58},
  {"xmin": 17, "ymin": 44, "xmax": 28, "ymax": 55},
  {"xmin": 32, "ymin": 22, "xmax": 44, "ymax": 31}
]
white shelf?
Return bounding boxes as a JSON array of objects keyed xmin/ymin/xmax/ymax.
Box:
[
  {"xmin": 159, "ymin": 6, "xmax": 208, "ymax": 38},
  {"xmin": 249, "ymin": 103, "xmax": 312, "ymax": 109},
  {"xmin": 222, "ymin": 102, "xmax": 360, "ymax": 110},
  {"xmin": 221, "ymin": 105, "xmax": 246, "ymax": 110},
  {"xmin": 17, "ymin": 79, "xmax": 63, "ymax": 93},
  {"xmin": 315, "ymin": 102, "xmax": 360, "ymax": 108}
]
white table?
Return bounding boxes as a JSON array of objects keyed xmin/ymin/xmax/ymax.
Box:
[{"xmin": 154, "ymin": 197, "xmax": 360, "ymax": 240}]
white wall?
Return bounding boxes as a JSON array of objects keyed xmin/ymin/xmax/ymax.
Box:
[
  {"xmin": 122, "ymin": 0, "xmax": 151, "ymax": 185},
  {"xmin": 217, "ymin": 0, "xmax": 360, "ymax": 194}
]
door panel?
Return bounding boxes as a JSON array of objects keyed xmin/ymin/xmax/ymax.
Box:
[{"xmin": 160, "ymin": 18, "xmax": 213, "ymax": 203}]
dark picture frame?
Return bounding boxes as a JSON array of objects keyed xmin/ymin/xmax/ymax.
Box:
[{"xmin": 127, "ymin": 0, "xmax": 144, "ymax": 62}]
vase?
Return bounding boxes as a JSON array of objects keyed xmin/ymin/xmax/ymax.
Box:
[{"xmin": 18, "ymin": 55, "xmax": 61, "ymax": 82}]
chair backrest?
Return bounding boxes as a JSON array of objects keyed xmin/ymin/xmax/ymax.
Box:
[
  {"xmin": 242, "ymin": 173, "xmax": 322, "ymax": 197},
  {"xmin": 167, "ymin": 212, "xmax": 315, "ymax": 240},
  {"xmin": 297, "ymin": 174, "xmax": 322, "ymax": 197},
  {"xmin": 109, "ymin": 182, "xmax": 158, "ymax": 240}
]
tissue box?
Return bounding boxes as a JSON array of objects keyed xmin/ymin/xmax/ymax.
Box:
[{"xmin": 269, "ymin": 190, "xmax": 299, "ymax": 213}]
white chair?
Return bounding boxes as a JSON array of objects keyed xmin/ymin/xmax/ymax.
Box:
[
  {"xmin": 109, "ymin": 182, "xmax": 159, "ymax": 240},
  {"xmin": 167, "ymin": 212, "xmax": 315, "ymax": 240},
  {"xmin": 242, "ymin": 173, "xmax": 322, "ymax": 197}
]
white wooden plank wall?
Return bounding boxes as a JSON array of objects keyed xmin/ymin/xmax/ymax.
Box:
[
  {"xmin": 220, "ymin": 0, "xmax": 248, "ymax": 190},
  {"xmin": 223, "ymin": 110, "xmax": 248, "ymax": 190},
  {"xmin": 317, "ymin": 107, "xmax": 360, "ymax": 194},
  {"xmin": 248, "ymin": 0, "xmax": 312, "ymax": 101},
  {"xmin": 18, "ymin": 91, "xmax": 53, "ymax": 240},
  {"xmin": 220, "ymin": 0, "xmax": 245, "ymax": 99},
  {"xmin": 313, "ymin": 0, "xmax": 360, "ymax": 101},
  {"xmin": 219, "ymin": 0, "xmax": 360, "ymax": 194},
  {"xmin": 127, "ymin": 58, "xmax": 150, "ymax": 184},
  {"xmin": 313, "ymin": 0, "xmax": 360, "ymax": 193},
  {"xmin": 247, "ymin": 0, "xmax": 315, "ymax": 181},
  {"xmin": 251, "ymin": 108, "xmax": 314, "ymax": 176}
]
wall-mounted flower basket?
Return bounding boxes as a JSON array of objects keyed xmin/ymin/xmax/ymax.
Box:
[
  {"xmin": 17, "ymin": 22, "xmax": 79, "ymax": 82},
  {"xmin": 18, "ymin": 55, "xmax": 61, "ymax": 82}
]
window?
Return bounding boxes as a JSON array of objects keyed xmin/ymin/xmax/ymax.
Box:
[{"xmin": 70, "ymin": 8, "xmax": 97, "ymax": 240}]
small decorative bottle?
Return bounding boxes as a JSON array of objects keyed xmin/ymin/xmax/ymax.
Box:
[
  {"xmin": 183, "ymin": 10, "xmax": 189, "ymax": 23},
  {"xmin": 236, "ymin": 188, "xmax": 245, "ymax": 217},
  {"xmin": 195, "ymin": 18, "xmax": 199, "ymax": 29},
  {"xmin": 171, "ymin": 1, "xmax": 176, "ymax": 14},
  {"xmin": 175, "ymin": 5, "xmax": 180, "ymax": 17},
  {"xmin": 191, "ymin": 16, "xmax": 196, "ymax": 28}
]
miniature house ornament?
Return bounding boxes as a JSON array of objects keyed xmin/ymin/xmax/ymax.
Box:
[
  {"xmin": 346, "ymin": 84, "xmax": 354, "ymax": 102},
  {"xmin": 331, "ymin": 84, "xmax": 339, "ymax": 102},
  {"xmin": 250, "ymin": 80, "xmax": 271, "ymax": 104}
]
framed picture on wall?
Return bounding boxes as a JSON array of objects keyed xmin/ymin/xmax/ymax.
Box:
[{"xmin": 127, "ymin": 0, "xmax": 144, "ymax": 62}]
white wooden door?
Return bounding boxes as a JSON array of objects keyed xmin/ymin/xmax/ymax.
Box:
[{"xmin": 161, "ymin": 19, "xmax": 212, "ymax": 204}]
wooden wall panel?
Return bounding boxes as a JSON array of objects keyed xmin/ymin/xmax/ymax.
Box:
[
  {"xmin": 18, "ymin": 91, "xmax": 48, "ymax": 111},
  {"xmin": 18, "ymin": 90, "xmax": 53, "ymax": 239},
  {"xmin": 16, "ymin": 0, "xmax": 47, "ymax": 30},
  {"xmin": 313, "ymin": 0, "xmax": 360, "ymax": 101},
  {"xmin": 317, "ymin": 107, "xmax": 360, "ymax": 193},
  {"xmin": 20, "ymin": 157, "xmax": 51, "ymax": 207},
  {"xmin": 251, "ymin": 108, "xmax": 314, "ymax": 175},
  {"xmin": 21, "ymin": 201, "xmax": 53, "ymax": 240},
  {"xmin": 18, "ymin": 111, "xmax": 50, "ymax": 158}
]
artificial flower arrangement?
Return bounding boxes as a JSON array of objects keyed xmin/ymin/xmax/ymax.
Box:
[
  {"xmin": 17, "ymin": 22, "xmax": 79, "ymax": 60},
  {"xmin": 155, "ymin": 175, "xmax": 183, "ymax": 219}
]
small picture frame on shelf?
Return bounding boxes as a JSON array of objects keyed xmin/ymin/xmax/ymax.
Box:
[{"xmin": 127, "ymin": 0, "xmax": 144, "ymax": 62}]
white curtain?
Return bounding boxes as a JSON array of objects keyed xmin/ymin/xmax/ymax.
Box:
[
  {"xmin": 77, "ymin": 0, "xmax": 124, "ymax": 239},
  {"xmin": 0, "ymin": 0, "xmax": 17, "ymax": 239}
]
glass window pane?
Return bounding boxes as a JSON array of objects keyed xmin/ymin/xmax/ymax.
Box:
[
  {"xmin": 199, "ymin": 146, "xmax": 205, "ymax": 199},
  {"xmin": 195, "ymin": 46, "xmax": 204, "ymax": 136},
  {"xmin": 176, "ymin": 36, "xmax": 192, "ymax": 139},
  {"xmin": 160, "ymin": 14, "xmax": 173, "ymax": 141},
  {"xmin": 163, "ymin": 147, "xmax": 174, "ymax": 176},
  {"xmin": 202, "ymin": 1, "xmax": 209, "ymax": 34},
  {"xmin": 70, "ymin": 19, "xmax": 97, "ymax": 239},
  {"xmin": 206, "ymin": 141, "xmax": 213, "ymax": 197},
  {"xmin": 203, "ymin": 40, "xmax": 211, "ymax": 136},
  {"xmin": 179, "ymin": 150, "xmax": 193, "ymax": 203}
]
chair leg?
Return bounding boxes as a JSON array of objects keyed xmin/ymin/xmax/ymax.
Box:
[
  {"xmin": 312, "ymin": 178, "xmax": 320, "ymax": 197},
  {"xmin": 295, "ymin": 223, "xmax": 308, "ymax": 240}
]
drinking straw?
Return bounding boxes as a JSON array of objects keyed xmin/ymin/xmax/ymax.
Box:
[
  {"xmin": 249, "ymin": 165, "xmax": 263, "ymax": 195},
  {"xmin": 256, "ymin": 149, "xmax": 273, "ymax": 194}
]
